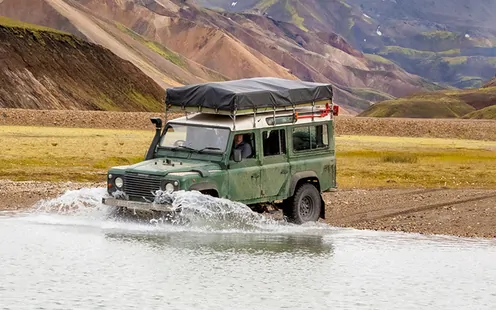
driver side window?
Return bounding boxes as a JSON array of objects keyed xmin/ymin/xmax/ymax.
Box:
[{"xmin": 231, "ymin": 132, "xmax": 256, "ymax": 160}]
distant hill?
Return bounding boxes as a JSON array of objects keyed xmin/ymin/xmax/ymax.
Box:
[
  {"xmin": 463, "ymin": 105, "xmax": 496, "ymax": 120},
  {"xmin": 0, "ymin": 0, "xmax": 443, "ymax": 114},
  {"xmin": 197, "ymin": 0, "xmax": 496, "ymax": 90},
  {"xmin": 358, "ymin": 83, "xmax": 496, "ymax": 119},
  {"xmin": 0, "ymin": 16, "xmax": 164, "ymax": 111},
  {"xmin": 485, "ymin": 77, "xmax": 496, "ymax": 88}
]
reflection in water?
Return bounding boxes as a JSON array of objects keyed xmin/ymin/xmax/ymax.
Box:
[{"xmin": 104, "ymin": 231, "xmax": 335, "ymax": 256}]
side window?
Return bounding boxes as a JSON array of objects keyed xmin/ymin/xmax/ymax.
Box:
[
  {"xmin": 262, "ymin": 129, "xmax": 286, "ymax": 156},
  {"xmin": 292, "ymin": 124, "xmax": 328, "ymax": 151},
  {"xmin": 231, "ymin": 132, "xmax": 256, "ymax": 159}
]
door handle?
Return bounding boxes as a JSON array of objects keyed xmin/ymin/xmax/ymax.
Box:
[{"xmin": 281, "ymin": 169, "xmax": 289, "ymax": 174}]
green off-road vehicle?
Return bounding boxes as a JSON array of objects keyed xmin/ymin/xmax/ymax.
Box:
[{"xmin": 102, "ymin": 77, "xmax": 339, "ymax": 224}]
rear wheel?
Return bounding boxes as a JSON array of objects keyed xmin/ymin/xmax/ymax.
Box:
[{"xmin": 284, "ymin": 183, "xmax": 322, "ymax": 224}]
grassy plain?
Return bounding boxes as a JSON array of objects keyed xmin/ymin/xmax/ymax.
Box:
[{"xmin": 1, "ymin": 126, "xmax": 496, "ymax": 189}]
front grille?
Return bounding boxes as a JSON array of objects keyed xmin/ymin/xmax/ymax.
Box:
[{"xmin": 123, "ymin": 174, "xmax": 162, "ymax": 201}]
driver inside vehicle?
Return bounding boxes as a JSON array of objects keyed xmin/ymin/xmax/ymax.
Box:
[{"xmin": 232, "ymin": 134, "xmax": 252, "ymax": 159}]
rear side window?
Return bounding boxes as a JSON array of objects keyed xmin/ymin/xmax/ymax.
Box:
[
  {"xmin": 263, "ymin": 129, "xmax": 286, "ymax": 156},
  {"xmin": 292, "ymin": 124, "xmax": 328, "ymax": 151}
]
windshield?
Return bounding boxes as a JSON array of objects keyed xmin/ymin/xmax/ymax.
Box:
[{"xmin": 159, "ymin": 124, "xmax": 230, "ymax": 153}]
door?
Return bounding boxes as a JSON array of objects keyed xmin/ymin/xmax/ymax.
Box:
[
  {"xmin": 260, "ymin": 128, "xmax": 290, "ymax": 198},
  {"xmin": 227, "ymin": 132, "xmax": 261, "ymax": 202}
]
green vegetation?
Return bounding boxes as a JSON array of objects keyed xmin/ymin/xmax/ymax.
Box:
[
  {"xmin": 453, "ymin": 76, "xmax": 483, "ymax": 89},
  {"xmin": 3, "ymin": 126, "xmax": 495, "ymax": 189},
  {"xmin": 349, "ymin": 88, "xmax": 395, "ymax": 102},
  {"xmin": 339, "ymin": 1, "xmax": 352, "ymax": 9},
  {"xmin": 0, "ymin": 16, "xmax": 69, "ymax": 35},
  {"xmin": 347, "ymin": 18, "xmax": 355, "ymax": 31},
  {"xmin": 284, "ymin": 0, "xmax": 308, "ymax": 32},
  {"xmin": 462, "ymin": 105, "xmax": 496, "ymax": 120},
  {"xmin": 442, "ymin": 56, "xmax": 467, "ymax": 65},
  {"xmin": 94, "ymin": 94, "xmax": 122, "ymax": 111},
  {"xmin": 255, "ymin": 0, "xmax": 279, "ymax": 11},
  {"xmin": 488, "ymin": 57, "xmax": 496, "ymax": 65},
  {"xmin": 365, "ymin": 53, "xmax": 393, "ymax": 64},
  {"xmin": 0, "ymin": 16, "xmax": 81, "ymax": 48},
  {"xmin": 115, "ymin": 23, "xmax": 187, "ymax": 68},
  {"xmin": 419, "ymin": 31, "xmax": 461, "ymax": 41},
  {"xmin": 359, "ymin": 83, "xmax": 496, "ymax": 119},
  {"xmin": 359, "ymin": 95, "xmax": 475, "ymax": 118},
  {"xmin": 377, "ymin": 45, "xmax": 496, "ymax": 89},
  {"xmin": 379, "ymin": 46, "xmax": 436, "ymax": 58},
  {"xmin": 438, "ymin": 49, "xmax": 461, "ymax": 56},
  {"xmin": 128, "ymin": 90, "xmax": 163, "ymax": 111},
  {"xmin": 145, "ymin": 41, "xmax": 187, "ymax": 68}
]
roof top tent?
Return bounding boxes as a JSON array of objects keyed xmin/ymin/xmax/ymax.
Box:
[{"xmin": 164, "ymin": 77, "xmax": 338, "ymax": 129}]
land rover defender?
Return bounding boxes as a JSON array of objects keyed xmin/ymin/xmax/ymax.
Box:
[{"xmin": 102, "ymin": 77, "xmax": 339, "ymax": 224}]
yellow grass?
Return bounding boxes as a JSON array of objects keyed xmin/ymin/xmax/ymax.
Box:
[
  {"xmin": 0, "ymin": 126, "xmax": 154, "ymax": 182},
  {"xmin": 1, "ymin": 126, "xmax": 496, "ymax": 189},
  {"xmin": 336, "ymin": 136, "xmax": 496, "ymax": 189}
]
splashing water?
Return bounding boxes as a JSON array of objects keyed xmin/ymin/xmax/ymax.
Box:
[
  {"xmin": 20, "ymin": 187, "xmax": 333, "ymax": 235},
  {"xmin": 152, "ymin": 190, "xmax": 290, "ymax": 231}
]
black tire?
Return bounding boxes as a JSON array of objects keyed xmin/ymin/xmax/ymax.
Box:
[{"xmin": 284, "ymin": 183, "xmax": 322, "ymax": 224}]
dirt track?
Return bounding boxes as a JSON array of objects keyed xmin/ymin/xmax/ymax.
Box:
[{"xmin": 1, "ymin": 180, "xmax": 495, "ymax": 239}]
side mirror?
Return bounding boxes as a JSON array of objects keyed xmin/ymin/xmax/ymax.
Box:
[{"xmin": 233, "ymin": 149, "xmax": 242, "ymax": 162}]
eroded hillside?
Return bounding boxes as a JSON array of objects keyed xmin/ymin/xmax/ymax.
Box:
[
  {"xmin": 0, "ymin": 0, "xmax": 442, "ymax": 113},
  {"xmin": 198, "ymin": 0, "xmax": 496, "ymax": 89},
  {"xmin": 0, "ymin": 17, "xmax": 164, "ymax": 111}
]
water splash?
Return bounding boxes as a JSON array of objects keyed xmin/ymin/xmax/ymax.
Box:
[
  {"xmin": 152, "ymin": 190, "xmax": 290, "ymax": 231},
  {"xmin": 32, "ymin": 187, "xmax": 108, "ymax": 216},
  {"xmin": 20, "ymin": 187, "xmax": 333, "ymax": 235}
]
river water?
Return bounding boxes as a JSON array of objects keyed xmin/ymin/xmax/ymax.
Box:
[{"xmin": 0, "ymin": 188, "xmax": 495, "ymax": 310}]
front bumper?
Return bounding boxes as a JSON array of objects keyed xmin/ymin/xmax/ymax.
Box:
[{"xmin": 102, "ymin": 197, "xmax": 176, "ymax": 213}]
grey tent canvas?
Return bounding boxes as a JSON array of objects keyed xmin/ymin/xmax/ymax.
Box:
[{"xmin": 165, "ymin": 77, "xmax": 333, "ymax": 114}]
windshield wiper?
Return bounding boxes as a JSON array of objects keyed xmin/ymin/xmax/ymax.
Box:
[
  {"xmin": 171, "ymin": 145, "xmax": 198, "ymax": 152},
  {"xmin": 198, "ymin": 147, "xmax": 221, "ymax": 153}
]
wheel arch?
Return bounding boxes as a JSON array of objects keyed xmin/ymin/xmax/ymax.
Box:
[{"xmin": 188, "ymin": 182, "xmax": 219, "ymax": 197}]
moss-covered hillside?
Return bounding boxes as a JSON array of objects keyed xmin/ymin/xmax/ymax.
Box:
[
  {"xmin": 358, "ymin": 82, "xmax": 496, "ymax": 119},
  {"xmin": 0, "ymin": 16, "xmax": 164, "ymax": 111}
]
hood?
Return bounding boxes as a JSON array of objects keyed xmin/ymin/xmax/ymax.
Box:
[{"xmin": 123, "ymin": 157, "xmax": 221, "ymax": 178}]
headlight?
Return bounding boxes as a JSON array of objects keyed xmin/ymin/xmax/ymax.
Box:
[
  {"xmin": 165, "ymin": 183, "xmax": 175, "ymax": 192},
  {"xmin": 115, "ymin": 177, "xmax": 124, "ymax": 188}
]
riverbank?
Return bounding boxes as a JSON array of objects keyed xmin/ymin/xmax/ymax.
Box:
[{"xmin": 1, "ymin": 180, "xmax": 494, "ymax": 239}]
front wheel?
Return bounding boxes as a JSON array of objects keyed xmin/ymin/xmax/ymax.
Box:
[{"xmin": 283, "ymin": 183, "xmax": 322, "ymax": 224}]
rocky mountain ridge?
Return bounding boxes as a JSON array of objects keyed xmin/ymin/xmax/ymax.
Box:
[
  {"xmin": 0, "ymin": 0, "xmax": 443, "ymax": 114},
  {"xmin": 197, "ymin": 0, "xmax": 496, "ymax": 89}
]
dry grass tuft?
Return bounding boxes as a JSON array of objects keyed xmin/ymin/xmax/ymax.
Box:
[{"xmin": 381, "ymin": 154, "xmax": 418, "ymax": 164}]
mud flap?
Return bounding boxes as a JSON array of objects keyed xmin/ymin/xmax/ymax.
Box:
[{"xmin": 320, "ymin": 197, "xmax": 326, "ymax": 219}]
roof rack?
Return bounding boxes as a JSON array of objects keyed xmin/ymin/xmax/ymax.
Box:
[{"xmin": 164, "ymin": 77, "xmax": 338, "ymax": 129}]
